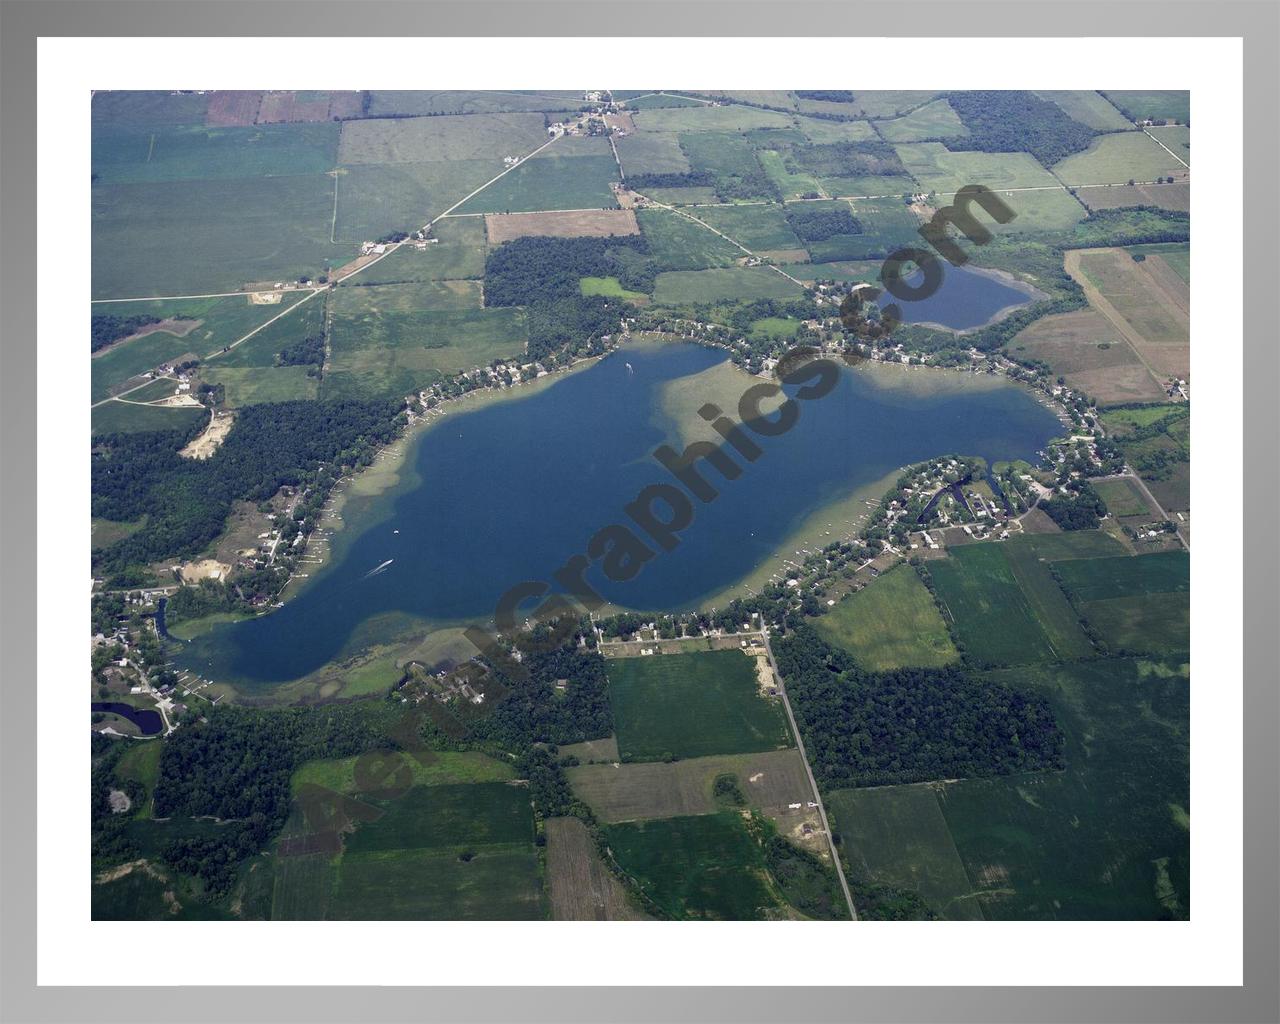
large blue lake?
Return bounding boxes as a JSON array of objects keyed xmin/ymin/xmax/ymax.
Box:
[
  {"xmin": 878, "ymin": 263, "xmax": 1040, "ymax": 331},
  {"xmin": 179, "ymin": 342, "xmax": 1061, "ymax": 689}
]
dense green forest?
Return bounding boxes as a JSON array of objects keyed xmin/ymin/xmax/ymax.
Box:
[
  {"xmin": 772, "ymin": 624, "xmax": 1064, "ymax": 789},
  {"xmin": 92, "ymin": 313, "xmax": 162, "ymax": 353},
  {"xmin": 466, "ymin": 624, "xmax": 614, "ymax": 749},
  {"xmin": 275, "ymin": 332, "xmax": 325, "ymax": 370},
  {"xmin": 524, "ymin": 294, "xmax": 623, "ymax": 364},
  {"xmin": 484, "ymin": 234, "xmax": 655, "ymax": 307},
  {"xmin": 92, "ymin": 398, "xmax": 404, "ymax": 582},
  {"xmin": 1040, "ymin": 480, "xmax": 1109, "ymax": 530},
  {"xmin": 784, "ymin": 203, "xmax": 863, "ymax": 243},
  {"xmin": 944, "ymin": 90, "xmax": 1101, "ymax": 167}
]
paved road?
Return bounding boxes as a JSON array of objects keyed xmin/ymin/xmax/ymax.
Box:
[{"xmin": 762, "ymin": 631, "xmax": 859, "ymax": 921}]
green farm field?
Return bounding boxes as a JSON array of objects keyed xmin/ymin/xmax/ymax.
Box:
[
  {"xmin": 830, "ymin": 657, "xmax": 1189, "ymax": 920},
  {"xmin": 793, "ymin": 117, "xmax": 878, "ymax": 145},
  {"xmin": 827, "ymin": 784, "xmax": 984, "ymax": 920},
  {"xmin": 1094, "ymin": 477, "xmax": 1153, "ymax": 518},
  {"xmin": 580, "ymin": 276, "xmax": 647, "ymax": 300},
  {"xmin": 756, "ymin": 150, "xmax": 826, "ymax": 201},
  {"xmin": 926, "ymin": 543, "xmax": 1059, "ymax": 666},
  {"xmin": 92, "ymin": 122, "xmax": 340, "ymax": 185},
  {"xmin": 1054, "ymin": 132, "xmax": 1187, "ymax": 187},
  {"xmin": 637, "ymin": 209, "xmax": 740, "ymax": 270},
  {"xmin": 1053, "ymin": 549, "xmax": 1189, "ymax": 603},
  {"xmin": 337, "ymin": 113, "xmax": 548, "ymax": 165},
  {"xmin": 1146, "ymin": 126, "xmax": 1191, "ymax": 166},
  {"xmin": 875, "ymin": 98, "xmax": 968, "ymax": 143},
  {"xmin": 350, "ymin": 219, "xmax": 487, "ymax": 284},
  {"xmin": 293, "ymin": 751, "xmax": 514, "ymax": 798},
  {"xmin": 92, "ymin": 90, "xmax": 210, "ymax": 127},
  {"xmin": 970, "ymin": 188, "xmax": 1089, "ymax": 234},
  {"xmin": 810, "ymin": 198, "xmax": 922, "ymax": 261},
  {"xmin": 323, "ymin": 304, "xmax": 526, "ymax": 400},
  {"xmin": 328, "ymin": 847, "xmax": 545, "ymax": 920},
  {"xmin": 213, "ymin": 293, "xmax": 327, "ymax": 367},
  {"xmin": 691, "ymin": 203, "xmax": 802, "ymax": 251},
  {"xmin": 93, "ymin": 174, "xmax": 356, "ymax": 299},
  {"xmin": 92, "ymin": 292, "xmax": 313, "ymax": 400},
  {"xmin": 1033, "ymin": 90, "xmax": 1135, "ymax": 132},
  {"xmin": 998, "ymin": 536, "xmax": 1097, "ymax": 661},
  {"xmin": 614, "ymin": 132, "xmax": 691, "ymax": 175},
  {"xmin": 678, "ymin": 132, "xmax": 772, "ymax": 200},
  {"xmin": 604, "ymin": 812, "xmax": 780, "ymax": 920},
  {"xmin": 331, "ymin": 160, "xmax": 501, "ymax": 242},
  {"xmin": 941, "ymin": 658, "xmax": 1189, "ymax": 919},
  {"xmin": 652, "ymin": 267, "xmax": 803, "ymax": 306},
  {"xmin": 201, "ymin": 365, "xmax": 318, "ymax": 406},
  {"xmin": 365, "ymin": 90, "xmax": 582, "ymax": 117},
  {"xmin": 813, "ymin": 565, "xmax": 958, "ymax": 671},
  {"xmin": 453, "ymin": 153, "xmax": 619, "ymax": 214},
  {"xmin": 1100, "ymin": 91, "xmax": 1190, "ymax": 124},
  {"xmin": 894, "ymin": 142, "xmax": 1061, "ymax": 194},
  {"xmin": 91, "ymin": 400, "xmax": 206, "ymax": 436},
  {"xmin": 606, "ymin": 649, "xmax": 791, "ymax": 762},
  {"xmin": 633, "ymin": 104, "xmax": 793, "ymax": 133},
  {"xmin": 343, "ymin": 783, "xmax": 534, "ymax": 853},
  {"xmin": 568, "ymin": 748, "xmax": 812, "ymax": 824}
]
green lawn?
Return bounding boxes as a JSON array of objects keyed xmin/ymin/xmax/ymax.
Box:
[
  {"xmin": 813, "ymin": 565, "xmax": 958, "ymax": 671},
  {"xmin": 607, "ymin": 649, "xmax": 791, "ymax": 762},
  {"xmin": 580, "ymin": 276, "xmax": 647, "ymax": 300},
  {"xmin": 604, "ymin": 813, "xmax": 781, "ymax": 920}
]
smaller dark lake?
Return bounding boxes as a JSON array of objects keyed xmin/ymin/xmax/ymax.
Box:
[
  {"xmin": 878, "ymin": 263, "xmax": 1039, "ymax": 331},
  {"xmin": 92, "ymin": 702, "xmax": 163, "ymax": 736}
]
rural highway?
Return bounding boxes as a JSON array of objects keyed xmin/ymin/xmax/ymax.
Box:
[{"xmin": 762, "ymin": 631, "xmax": 860, "ymax": 921}]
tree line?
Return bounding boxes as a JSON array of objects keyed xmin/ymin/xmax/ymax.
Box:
[{"xmin": 92, "ymin": 313, "xmax": 161, "ymax": 353}]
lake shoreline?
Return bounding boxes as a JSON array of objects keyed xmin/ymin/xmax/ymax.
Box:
[{"xmin": 180, "ymin": 337, "xmax": 1069, "ymax": 700}]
